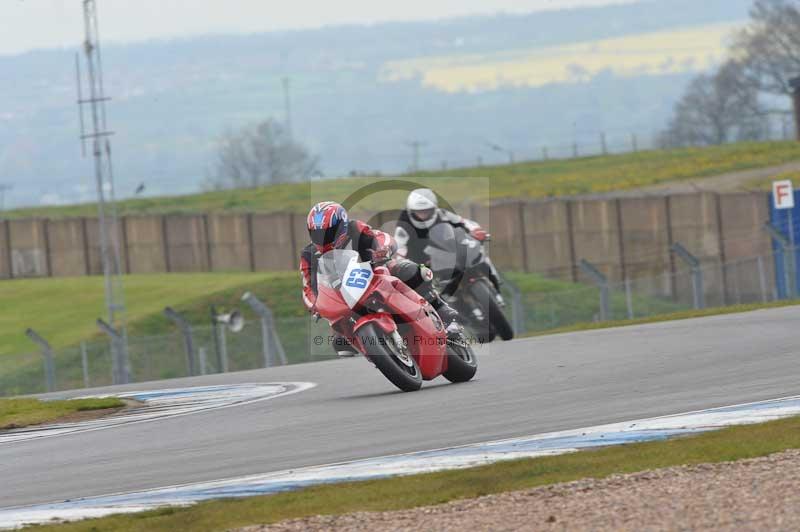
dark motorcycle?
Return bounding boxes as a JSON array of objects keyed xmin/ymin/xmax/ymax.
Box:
[{"xmin": 424, "ymin": 223, "xmax": 514, "ymax": 343}]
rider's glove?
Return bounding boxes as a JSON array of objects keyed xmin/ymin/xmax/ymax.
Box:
[
  {"xmin": 370, "ymin": 245, "xmax": 393, "ymax": 265},
  {"xmin": 471, "ymin": 228, "xmax": 490, "ymax": 242}
]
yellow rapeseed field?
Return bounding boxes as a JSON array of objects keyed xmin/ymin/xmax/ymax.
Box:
[{"xmin": 381, "ymin": 22, "xmax": 742, "ymax": 92}]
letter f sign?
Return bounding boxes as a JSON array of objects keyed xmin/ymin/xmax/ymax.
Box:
[{"xmin": 773, "ymin": 180, "xmax": 795, "ymax": 210}]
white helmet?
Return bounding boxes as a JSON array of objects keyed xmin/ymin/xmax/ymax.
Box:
[{"xmin": 406, "ymin": 188, "xmax": 439, "ymax": 229}]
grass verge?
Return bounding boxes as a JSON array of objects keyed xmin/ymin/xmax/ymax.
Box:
[
  {"xmin": 23, "ymin": 414, "xmax": 800, "ymax": 531},
  {"xmin": 6, "ymin": 141, "xmax": 800, "ymax": 219},
  {"xmin": 0, "ymin": 397, "xmax": 124, "ymax": 430}
]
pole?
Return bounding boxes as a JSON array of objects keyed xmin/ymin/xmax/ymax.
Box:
[
  {"xmin": 211, "ymin": 305, "xmax": 223, "ymax": 373},
  {"xmin": 220, "ymin": 326, "xmax": 229, "ymax": 373},
  {"xmin": 625, "ymin": 279, "xmax": 634, "ymax": 319},
  {"xmin": 97, "ymin": 318, "xmax": 129, "ymax": 384},
  {"xmin": 670, "ymin": 243, "xmax": 705, "ymax": 310},
  {"xmin": 765, "ymin": 222, "xmax": 793, "ymax": 299},
  {"xmin": 164, "ymin": 307, "xmax": 196, "ymax": 376},
  {"xmin": 26, "ymin": 329, "xmax": 55, "ymax": 393},
  {"xmin": 79, "ymin": 0, "xmax": 129, "ymax": 379},
  {"xmin": 790, "ymin": 77, "xmax": 800, "ymax": 141},
  {"xmin": 198, "ymin": 347, "xmax": 207, "ymax": 376},
  {"xmin": 282, "ymin": 76, "xmax": 293, "ymax": 139},
  {"xmin": 406, "ymin": 140, "xmax": 426, "ymax": 173},
  {"xmin": 81, "ymin": 341, "xmax": 90, "ymax": 388},
  {"xmin": 242, "ymin": 292, "xmax": 287, "ymax": 367},
  {"xmin": 757, "ymin": 256, "xmax": 769, "ymax": 303},
  {"xmin": 789, "ymin": 209, "xmax": 797, "ymax": 298},
  {"xmin": 579, "ymin": 259, "xmax": 610, "ymax": 321}
]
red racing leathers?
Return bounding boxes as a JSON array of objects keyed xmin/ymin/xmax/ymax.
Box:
[{"xmin": 300, "ymin": 220, "xmax": 396, "ymax": 312}]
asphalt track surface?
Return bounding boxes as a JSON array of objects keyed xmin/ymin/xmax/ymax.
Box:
[{"xmin": 3, "ymin": 307, "xmax": 800, "ymax": 509}]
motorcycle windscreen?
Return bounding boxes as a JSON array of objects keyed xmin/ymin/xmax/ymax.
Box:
[
  {"xmin": 425, "ymin": 223, "xmax": 484, "ymax": 277},
  {"xmin": 317, "ymin": 249, "xmax": 373, "ymax": 309}
]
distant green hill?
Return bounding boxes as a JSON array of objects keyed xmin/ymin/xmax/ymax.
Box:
[{"xmin": 0, "ymin": 0, "xmax": 751, "ymax": 208}]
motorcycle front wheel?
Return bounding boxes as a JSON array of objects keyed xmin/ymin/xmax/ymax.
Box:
[{"xmin": 358, "ymin": 323, "xmax": 422, "ymax": 392}]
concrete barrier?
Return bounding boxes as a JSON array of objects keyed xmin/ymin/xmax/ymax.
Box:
[
  {"xmin": 207, "ymin": 214, "xmax": 251, "ymax": 272},
  {"xmin": 47, "ymin": 219, "xmax": 87, "ymax": 277},
  {"xmin": 569, "ymin": 199, "xmax": 622, "ymax": 282},
  {"xmin": 8, "ymin": 219, "xmax": 48, "ymax": 278},
  {"xmin": 0, "ymin": 192, "xmax": 777, "ymax": 291}
]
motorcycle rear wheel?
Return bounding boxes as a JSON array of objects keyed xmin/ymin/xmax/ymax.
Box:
[
  {"xmin": 443, "ymin": 337, "xmax": 478, "ymax": 383},
  {"xmin": 470, "ymin": 279, "xmax": 514, "ymax": 341},
  {"xmin": 358, "ymin": 324, "xmax": 422, "ymax": 392}
]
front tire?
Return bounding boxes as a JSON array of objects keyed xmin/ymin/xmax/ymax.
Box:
[
  {"xmin": 358, "ymin": 324, "xmax": 422, "ymax": 392},
  {"xmin": 443, "ymin": 337, "xmax": 478, "ymax": 383},
  {"xmin": 471, "ymin": 279, "xmax": 514, "ymax": 341}
]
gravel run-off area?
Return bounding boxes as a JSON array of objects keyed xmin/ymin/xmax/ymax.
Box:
[{"xmin": 241, "ymin": 449, "xmax": 800, "ymax": 532}]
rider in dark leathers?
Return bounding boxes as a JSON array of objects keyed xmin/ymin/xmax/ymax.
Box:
[{"xmin": 393, "ymin": 188, "xmax": 503, "ymax": 294}]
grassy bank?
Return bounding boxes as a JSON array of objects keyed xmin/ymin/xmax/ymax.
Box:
[
  {"xmin": 24, "ymin": 414, "xmax": 800, "ymax": 531},
  {"xmin": 0, "ymin": 272, "xmax": 302, "ymax": 395},
  {"xmin": 0, "ymin": 397, "xmax": 124, "ymax": 430},
  {"xmin": 6, "ymin": 141, "xmax": 800, "ymax": 219}
]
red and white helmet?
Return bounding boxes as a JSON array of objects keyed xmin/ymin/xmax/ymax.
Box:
[{"xmin": 307, "ymin": 201, "xmax": 350, "ymax": 252}]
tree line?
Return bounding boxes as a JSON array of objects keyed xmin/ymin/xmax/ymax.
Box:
[{"xmin": 661, "ymin": 0, "xmax": 800, "ymax": 147}]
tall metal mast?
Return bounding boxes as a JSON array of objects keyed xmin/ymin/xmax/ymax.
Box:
[{"xmin": 76, "ymin": 0, "xmax": 130, "ymax": 384}]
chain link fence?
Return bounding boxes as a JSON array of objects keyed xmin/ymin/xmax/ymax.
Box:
[{"xmin": 3, "ymin": 249, "xmax": 794, "ymax": 397}]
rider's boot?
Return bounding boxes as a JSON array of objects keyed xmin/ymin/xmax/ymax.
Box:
[{"xmin": 428, "ymin": 291, "xmax": 462, "ymax": 335}]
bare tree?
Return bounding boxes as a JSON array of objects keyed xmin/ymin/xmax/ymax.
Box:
[
  {"xmin": 209, "ymin": 119, "xmax": 320, "ymax": 189},
  {"xmin": 660, "ymin": 61, "xmax": 767, "ymax": 147},
  {"xmin": 735, "ymin": 0, "xmax": 800, "ymax": 96}
]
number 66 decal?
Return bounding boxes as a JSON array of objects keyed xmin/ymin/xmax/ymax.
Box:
[{"xmin": 345, "ymin": 268, "xmax": 372, "ymax": 288}]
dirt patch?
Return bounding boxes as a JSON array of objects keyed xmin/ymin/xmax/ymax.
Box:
[{"xmin": 243, "ymin": 449, "xmax": 800, "ymax": 532}]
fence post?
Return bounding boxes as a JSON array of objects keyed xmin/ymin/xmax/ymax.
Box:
[
  {"xmin": 25, "ymin": 329, "xmax": 55, "ymax": 393},
  {"xmin": 242, "ymin": 292, "xmax": 288, "ymax": 367},
  {"xmin": 757, "ymin": 256, "xmax": 769, "ymax": 303},
  {"xmin": 624, "ymin": 279, "xmax": 634, "ymax": 319},
  {"xmin": 164, "ymin": 307, "xmax": 196, "ymax": 376},
  {"xmin": 198, "ymin": 347, "xmax": 208, "ymax": 376},
  {"xmin": 80, "ymin": 341, "xmax": 90, "ymax": 388},
  {"xmin": 501, "ymin": 276, "xmax": 525, "ymax": 335},
  {"xmin": 579, "ymin": 259, "xmax": 610, "ymax": 321},
  {"xmin": 765, "ymin": 222, "xmax": 796, "ymax": 299},
  {"xmin": 210, "ymin": 305, "xmax": 230, "ymax": 373},
  {"xmin": 670, "ymin": 243, "xmax": 705, "ymax": 310},
  {"xmin": 97, "ymin": 318, "xmax": 130, "ymax": 385}
]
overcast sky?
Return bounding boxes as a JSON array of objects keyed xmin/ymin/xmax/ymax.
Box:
[{"xmin": 1, "ymin": 0, "xmax": 636, "ymax": 56}]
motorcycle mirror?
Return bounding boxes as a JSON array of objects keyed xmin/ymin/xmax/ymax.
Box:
[{"xmin": 215, "ymin": 309, "xmax": 245, "ymax": 333}]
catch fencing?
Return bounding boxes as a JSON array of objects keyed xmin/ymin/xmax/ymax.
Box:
[{"xmin": 4, "ymin": 245, "xmax": 795, "ymax": 397}]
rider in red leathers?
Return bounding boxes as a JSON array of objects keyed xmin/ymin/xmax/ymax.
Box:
[{"xmin": 300, "ymin": 201, "xmax": 461, "ymax": 356}]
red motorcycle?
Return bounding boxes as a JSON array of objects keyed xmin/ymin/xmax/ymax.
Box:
[{"xmin": 315, "ymin": 249, "xmax": 477, "ymax": 392}]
